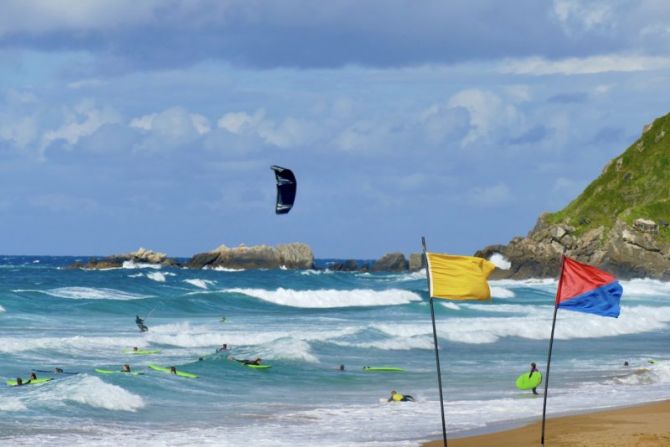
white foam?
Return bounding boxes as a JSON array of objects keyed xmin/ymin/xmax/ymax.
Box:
[
  {"xmin": 0, "ymin": 398, "xmax": 27, "ymax": 412},
  {"xmin": 300, "ymin": 269, "xmax": 334, "ymax": 275},
  {"xmin": 222, "ymin": 288, "xmax": 422, "ymax": 308},
  {"xmin": 619, "ymin": 278, "xmax": 670, "ymax": 297},
  {"xmin": 184, "ymin": 279, "xmax": 216, "ymax": 289},
  {"xmin": 27, "ymin": 375, "xmax": 144, "ymax": 412},
  {"xmin": 121, "ymin": 260, "xmax": 162, "ymax": 269},
  {"xmin": 14, "ymin": 287, "xmax": 150, "ymax": 300},
  {"xmin": 146, "ymin": 271, "xmax": 167, "ymax": 282},
  {"xmin": 0, "ymin": 335, "xmax": 147, "ymax": 354},
  {"xmin": 0, "ymin": 304, "xmax": 5, "ymax": 312},
  {"xmin": 490, "ymin": 286, "xmax": 515, "ymax": 298},
  {"xmin": 257, "ymin": 338, "xmax": 319, "ymax": 363},
  {"xmin": 333, "ymin": 335, "xmax": 434, "ymax": 351},
  {"xmin": 206, "ymin": 265, "xmax": 244, "ymax": 272},
  {"xmin": 489, "ymin": 253, "xmax": 511, "ymax": 270},
  {"xmin": 441, "ymin": 302, "xmax": 460, "ymax": 310}
]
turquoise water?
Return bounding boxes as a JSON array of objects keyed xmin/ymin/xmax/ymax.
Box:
[{"xmin": 0, "ymin": 256, "xmax": 669, "ymax": 446}]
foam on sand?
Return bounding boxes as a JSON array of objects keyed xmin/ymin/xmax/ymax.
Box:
[{"xmin": 222, "ymin": 287, "xmax": 422, "ymax": 308}]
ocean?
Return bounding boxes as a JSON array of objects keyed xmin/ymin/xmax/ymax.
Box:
[{"xmin": 0, "ymin": 256, "xmax": 668, "ymax": 446}]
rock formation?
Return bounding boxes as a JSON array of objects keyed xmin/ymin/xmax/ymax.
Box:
[
  {"xmin": 186, "ymin": 242, "xmax": 314, "ymax": 270},
  {"xmin": 477, "ymin": 112, "xmax": 670, "ymax": 279},
  {"xmin": 70, "ymin": 247, "xmax": 176, "ymax": 269}
]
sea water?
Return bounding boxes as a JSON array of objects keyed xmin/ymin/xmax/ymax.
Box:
[{"xmin": 0, "ymin": 256, "xmax": 668, "ymax": 446}]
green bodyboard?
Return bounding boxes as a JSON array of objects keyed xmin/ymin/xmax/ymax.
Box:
[
  {"xmin": 6, "ymin": 377, "xmax": 53, "ymax": 386},
  {"xmin": 95, "ymin": 368, "xmax": 143, "ymax": 376},
  {"xmin": 245, "ymin": 364, "xmax": 272, "ymax": 369},
  {"xmin": 516, "ymin": 371, "xmax": 542, "ymax": 390},
  {"xmin": 124, "ymin": 349, "xmax": 161, "ymax": 355},
  {"xmin": 148, "ymin": 364, "xmax": 198, "ymax": 378},
  {"xmin": 363, "ymin": 366, "xmax": 405, "ymax": 372}
]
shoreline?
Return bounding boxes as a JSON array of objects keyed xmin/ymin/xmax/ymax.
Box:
[{"xmin": 422, "ymin": 399, "xmax": 670, "ymax": 447}]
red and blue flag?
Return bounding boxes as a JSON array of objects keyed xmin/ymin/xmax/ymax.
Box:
[{"xmin": 556, "ymin": 257, "xmax": 623, "ymax": 318}]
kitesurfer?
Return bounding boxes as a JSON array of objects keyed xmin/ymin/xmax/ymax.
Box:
[
  {"xmin": 388, "ymin": 390, "xmax": 414, "ymax": 402},
  {"xmin": 529, "ymin": 362, "xmax": 540, "ymax": 395},
  {"xmin": 136, "ymin": 315, "xmax": 148, "ymax": 332}
]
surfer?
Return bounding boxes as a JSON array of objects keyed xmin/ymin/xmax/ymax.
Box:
[
  {"xmin": 529, "ymin": 362, "xmax": 540, "ymax": 395},
  {"xmin": 235, "ymin": 357, "xmax": 262, "ymax": 366},
  {"xmin": 169, "ymin": 366, "xmax": 177, "ymax": 375},
  {"xmin": 136, "ymin": 315, "xmax": 148, "ymax": 332},
  {"xmin": 122, "ymin": 364, "xmax": 131, "ymax": 373},
  {"xmin": 215, "ymin": 344, "xmax": 229, "ymax": 353},
  {"xmin": 388, "ymin": 390, "xmax": 414, "ymax": 402},
  {"xmin": 338, "ymin": 364, "xmax": 345, "ymax": 371},
  {"xmin": 29, "ymin": 372, "xmax": 37, "ymax": 381},
  {"xmin": 16, "ymin": 377, "xmax": 24, "ymax": 386}
]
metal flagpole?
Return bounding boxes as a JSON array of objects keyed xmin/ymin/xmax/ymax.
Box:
[
  {"xmin": 422, "ymin": 236, "xmax": 448, "ymax": 447},
  {"xmin": 540, "ymin": 255, "xmax": 566, "ymax": 446}
]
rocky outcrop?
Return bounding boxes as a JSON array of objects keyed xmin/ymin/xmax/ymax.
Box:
[
  {"xmin": 186, "ymin": 243, "xmax": 314, "ymax": 270},
  {"xmin": 408, "ymin": 253, "xmax": 424, "ymax": 271},
  {"xmin": 476, "ymin": 215, "xmax": 670, "ymax": 280},
  {"xmin": 371, "ymin": 252, "xmax": 408, "ymax": 272},
  {"xmin": 70, "ymin": 247, "xmax": 176, "ymax": 269}
]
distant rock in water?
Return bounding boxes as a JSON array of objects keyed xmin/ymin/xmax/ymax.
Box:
[
  {"xmin": 371, "ymin": 252, "xmax": 408, "ymax": 272},
  {"xmin": 186, "ymin": 243, "xmax": 314, "ymax": 270},
  {"xmin": 69, "ymin": 247, "xmax": 176, "ymax": 269},
  {"xmin": 477, "ymin": 112, "xmax": 670, "ymax": 280}
]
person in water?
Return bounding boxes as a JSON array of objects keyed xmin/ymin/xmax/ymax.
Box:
[
  {"xmin": 122, "ymin": 364, "xmax": 131, "ymax": 373},
  {"xmin": 169, "ymin": 366, "xmax": 177, "ymax": 375},
  {"xmin": 388, "ymin": 390, "xmax": 415, "ymax": 402},
  {"xmin": 529, "ymin": 362, "xmax": 540, "ymax": 395},
  {"xmin": 136, "ymin": 315, "xmax": 148, "ymax": 332},
  {"xmin": 236, "ymin": 357, "xmax": 262, "ymax": 365},
  {"xmin": 16, "ymin": 377, "xmax": 24, "ymax": 386},
  {"xmin": 29, "ymin": 372, "xmax": 37, "ymax": 380},
  {"xmin": 54, "ymin": 367, "xmax": 64, "ymax": 374},
  {"xmin": 338, "ymin": 364, "xmax": 345, "ymax": 371},
  {"xmin": 215, "ymin": 344, "xmax": 229, "ymax": 353}
]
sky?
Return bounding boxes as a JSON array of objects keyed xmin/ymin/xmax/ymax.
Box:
[{"xmin": 1, "ymin": 0, "xmax": 670, "ymax": 258}]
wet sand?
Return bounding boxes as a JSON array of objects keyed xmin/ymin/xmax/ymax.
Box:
[{"xmin": 423, "ymin": 400, "xmax": 670, "ymax": 447}]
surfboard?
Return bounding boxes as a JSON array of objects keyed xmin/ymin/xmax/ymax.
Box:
[
  {"xmin": 362, "ymin": 366, "xmax": 405, "ymax": 372},
  {"xmin": 6, "ymin": 378, "xmax": 53, "ymax": 386},
  {"xmin": 95, "ymin": 368, "xmax": 144, "ymax": 376},
  {"xmin": 148, "ymin": 364, "xmax": 198, "ymax": 378},
  {"xmin": 245, "ymin": 364, "xmax": 272, "ymax": 369},
  {"xmin": 123, "ymin": 349, "xmax": 161, "ymax": 355},
  {"xmin": 515, "ymin": 371, "xmax": 542, "ymax": 390}
]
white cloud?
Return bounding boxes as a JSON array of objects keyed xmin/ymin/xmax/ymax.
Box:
[
  {"xmin": 217, "ymin": 109, "xmax": 314, "ymax": 148},
  {"xmin": 40, "ymin": 101, "xmax": 121, "ymax": 154},
  {"xmin": 130, "ymin": 107, "xmax": 211, "ymax": 148},
  {"xmin": 447, "ymin": 89, "xmax": 521, "ymax": 146},
  {"xmin": 0, "ymin": 0, "xmax": 159, "ymax": 35},
  {"xmin": 501, "ymin": 55, "xmax": 670, "ymax": 75},
  {"xmin": 552, "ymin": 0, "xmax": 616, "ymax": 33}
]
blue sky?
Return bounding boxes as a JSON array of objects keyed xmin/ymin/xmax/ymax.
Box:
[{"xmin": 1, "ymin": 0, "xmax": 670, "ymax": 258}]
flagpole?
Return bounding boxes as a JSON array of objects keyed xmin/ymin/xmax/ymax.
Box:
[
  {"xmin": 422, "ymin": 236, "xmax": 448, "ymax": 447},
  {"xmin": 540, "ymin": 255, "xmax": 566, "ymax": 447}
]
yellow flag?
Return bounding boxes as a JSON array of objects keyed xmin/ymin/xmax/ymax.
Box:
[{"xmin": 426, "ymin": 253, "xmax": 496, "ymax": 300}]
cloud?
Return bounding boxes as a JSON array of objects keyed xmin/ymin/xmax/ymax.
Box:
[
  {"xmin": 547, "ymin": 92, "xmax": 589, "ymax": 103},
  {"xmin": 131, "ymin": 107, "xmax": 211, "ymax": 151},
  {"xmin": 40, "ymin": 101, "xmax": 121, "ymax": 156},
  {"xmin": 552, "ymin": 0, "xmax": 616, "ymax": 34},
  {"xmin": 217, "ymin": 109, "xmax": 315, "ymax": 149},
  {"xmin": 501, "ymin": 54, "xmax": 670, "ymax": 75},
  {"xmin": 447, "ymin": 89, "xmax": 521, "ymax": 146},
  {"xmin": 509, "ymin": 125, "xmax": 551, "ymax": 145}
]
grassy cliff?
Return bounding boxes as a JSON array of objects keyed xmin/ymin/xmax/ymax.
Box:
[{"xmin": 546, "ymin": 112, "xmax": 670, "ymax": 242}]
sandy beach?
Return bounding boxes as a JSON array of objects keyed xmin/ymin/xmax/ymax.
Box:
[{"xmin": 423, "ymin": 400, "xmax": 670, "ymax": 447}]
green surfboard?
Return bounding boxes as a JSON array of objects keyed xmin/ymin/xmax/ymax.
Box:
[
  {"xmin": 516, "ymin": 371, "xmax": 542, "ymax": 390},
  {"xmin": 363, "ymin": 366, "xmax": 405, "ymax": 372},
  {"xmin": 95, "ymin": 368, "xmax": 144, "ymax": 376},
  {"xmin": 123, "ymin": 349, "xmax": 161, "ymax": 355},
  {"xmin": 148, "ymin": 364, "xmax": 198, "ymax": 378},
  {"xmin": 245, "ymin": 364, "xmax": 272, "ymax": 369},
  {"xmin": 6, "ymin": 377, "xmax": 53, "ymax": 386}
]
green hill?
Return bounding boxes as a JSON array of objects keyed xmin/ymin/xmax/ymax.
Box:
[{"xmin": 546, "ymin": 112, "xmax": 670, "ymax": 242}]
